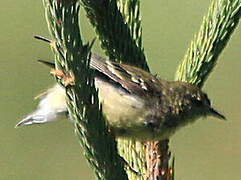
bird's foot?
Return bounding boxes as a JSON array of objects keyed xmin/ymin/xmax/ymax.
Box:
[{"xmin": 50, "ymin": 69, "xmax": 74, "ymax": 86}]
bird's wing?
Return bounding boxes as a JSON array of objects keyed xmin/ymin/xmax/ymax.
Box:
[
  {"xmin": 38, "ymin": 53, "xmax": 162, "ymax": 97},
  {"xmin": 90, "ymin": 53, "xmax": 162, "ymax": 97}
]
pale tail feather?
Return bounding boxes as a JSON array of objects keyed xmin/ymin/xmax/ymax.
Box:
[
  {"xmin": 16, "ymin": 85, "xmax": 68, "ymax": 128},
  {"xmin": 15, "ymin": 114, "xmax": 50, "ymax": 127}
]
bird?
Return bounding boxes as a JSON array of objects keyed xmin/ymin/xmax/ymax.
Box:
[{"xmin": 16, "ymin": 38, "xmax": 225, "ymax": 141}]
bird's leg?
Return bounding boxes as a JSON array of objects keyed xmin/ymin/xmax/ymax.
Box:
[{"xmin": 50, "ymin": 69, "xmax": 74, "ymax": 86}]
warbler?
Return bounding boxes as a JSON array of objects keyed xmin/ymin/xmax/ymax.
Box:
[{"xmin": 16, "ymin": 53, "xmax": 225, "ymax": 140}]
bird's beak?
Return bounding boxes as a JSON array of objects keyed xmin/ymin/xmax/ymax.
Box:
[{"xmin": 209, "ymin": 108, "xmax": 226, "ymax": 120}]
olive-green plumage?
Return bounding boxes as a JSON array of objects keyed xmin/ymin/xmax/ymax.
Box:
[
  {"xmin": 16, "ymin": 37, "xmax": 225, "ymax": 140},
  {"xmin": 87, "ymin": 53, "xmax": 225, "ymax": 140}
]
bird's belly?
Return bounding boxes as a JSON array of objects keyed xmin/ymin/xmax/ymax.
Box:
[
  {"xmin": 95, "ymin": 79, "xmax": 146, "ymax": 128},
  {"xmin": 95, "ymin": 79, "xmax": 171, "ymax": 140},
  {"xmin": 95, "ymin": 79, "xmax": 199, "ymax": 141}
]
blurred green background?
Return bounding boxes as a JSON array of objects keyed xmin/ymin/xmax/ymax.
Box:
[{"xmin": 0, "ymin": 0, "xmax": 240, "ymax": 179}]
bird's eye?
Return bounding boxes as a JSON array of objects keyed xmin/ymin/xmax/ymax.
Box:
[{"xmin": 193, "ymin": 98, "xmax": 203, "ymax": 107}]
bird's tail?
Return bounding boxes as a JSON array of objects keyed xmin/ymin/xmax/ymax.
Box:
[
  {"xmin": 15, "ymin": 113, "xmax": 51, "ymax": 127},
  {"xmin": 16, "ymin": 85, "xmax": 68, "ymax": 128}
]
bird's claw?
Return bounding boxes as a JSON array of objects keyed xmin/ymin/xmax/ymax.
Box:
[{"xmin": 50, "ymin": 69, "xmax": 74, "ymax": 86}]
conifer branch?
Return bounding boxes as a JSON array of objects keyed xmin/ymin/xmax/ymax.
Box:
[
  {"xmin": 79, "ymin": 1, "xmax": 149, "ymax": 179},
  {"xmin": 175, "ymin": 0, "xmax": 241, "ymax": 87},
  {"xmin": 80, "ymin": 0, "xmax": 149, "ymax": 71},
  {"xmin": 39, "ymin": 0, "xmax": 241, "ymax": 179},
  {"xmin": 42, "ymin": 0, "xmax": 128, "ymax": 179}
]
